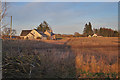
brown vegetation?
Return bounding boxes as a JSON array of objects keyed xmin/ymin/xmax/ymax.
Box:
[
  {"xmin": 67, "ymin": 37, "xmax": 119, "ymax": 78},
  {"xmin": 2, "ymin": 37, "xmax": 119, "ymax": 78}
]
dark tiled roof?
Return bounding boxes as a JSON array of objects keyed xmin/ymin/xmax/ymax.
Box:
[
  {"xmin": 20, "ymin": 30, "xmax": 32, "ymax": 36},
  {"xmin": 35, "ymin": 29, "xmax": 48, "ymax": 37},
  {"xmin": 46, "ymin": 30, "xmax": 55, "ymax": 36},
  {"xmin": 50, "ymin": 32, "xmax": 54, "ymax": 36}
]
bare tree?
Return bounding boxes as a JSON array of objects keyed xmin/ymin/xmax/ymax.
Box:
[
  {"xmin": 1, "ymin": 2, "xmax": 7, "ymax": 21},
  {"xmin": 2, "ymin": 28, "xmax": 16, "ymax": 36},
  {"xmin": 0, "ymin": 1, "xmax": 8, "ymax": 37}
]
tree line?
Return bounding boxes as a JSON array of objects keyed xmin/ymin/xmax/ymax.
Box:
[
  {"xmin": 37, "ymin": 21, "xmax": 119, "ymax": 38},
  {"xmin": 82, "ymin": 22, "xmax": 119, "ymax": 37},
  {"xmin": 2, "ymin": 20, "xmax": 119, "ymax": 37},
  {"xmin": 93, "ymin": 28, "xmax": 119, "ymax": 37},
  {"xmin": 74, "ymin": 22, "xmax": 119, "ymax": 37}
]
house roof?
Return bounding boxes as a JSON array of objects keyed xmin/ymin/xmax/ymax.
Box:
[
  {"xmin": 92, "ymin": 34, "xmax": 97, "ymax": 36},
  {"xmin": 49, "ymin": 32, "xmax": 54, "ymax": 36},
  {"xmin": 20, "ymin": 30, "xmax": 32, "ymax": 36},
  {"xmin": 34, "ymin": 29, "xmax": 48, "ymax": 37},
  {"xmin": 45, "ymin": 30, "xmax": 55, "ymax": 36}
]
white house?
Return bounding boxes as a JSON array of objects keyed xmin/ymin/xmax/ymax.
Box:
[
  {"xmin": 92, "ymin": 34, "xmax": 97, "ymax": 37},
  {"xmin": 88, "ymin": 35, "xmax": 92, "ymax": 37},
  {"xmin": 20, "ymin": 29, "xmax": 48, "ymax": 40},
  {"xmin": 20, "ymin": 30, "xmax": 32, "ymax": 39},
  {"xmin": 44, "ymin": 30, "xmax": 56, "ymax": 40}
]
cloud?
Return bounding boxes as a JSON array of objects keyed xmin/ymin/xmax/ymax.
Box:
[{"xmin": 6, "ymin": 2, "xmax": 118, "ymax": 35}]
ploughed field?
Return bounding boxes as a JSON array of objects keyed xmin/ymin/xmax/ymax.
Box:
[{"xmin": 2, "ymin": 37, "xmax": 119, "ymax": 78}]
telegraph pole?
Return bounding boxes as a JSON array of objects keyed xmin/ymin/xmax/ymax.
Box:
[{"xmin": 10, "ymin": 16, "xmax": 12, "ymax": 39}]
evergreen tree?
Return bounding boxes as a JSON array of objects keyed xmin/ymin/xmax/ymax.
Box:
[
  {"xmin": 37, "ymin": 21, "xmax": 50, "ymax": 32},
  {"xmin": 83, "ymin": 22, "xmax": 93, "ymax": 36},
  {"xmin": 83, "ymin": 23, "xmax": 88, "ymax": 36},
  {"xmin": 113, "ymin": 31, "xmax": 119, "ymax": 37},
  {"xmin": 88, "ymin": 22, "xmax": 94, "ymax": 35},
  {"xmin": 37, "ymin": 23, "xmax": 43, "ymax": 31},
  {"xmin": 93, "ymin": 28, "xmax": 98, "ymax": 34}
]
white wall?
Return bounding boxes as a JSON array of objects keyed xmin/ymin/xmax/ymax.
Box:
[{"xmin": 25, "ymin": 30, "xmax": 43, "ymax": 39}]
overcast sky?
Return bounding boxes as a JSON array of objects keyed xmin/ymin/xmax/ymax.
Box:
[{"xmin": 6, "ymin": 2, "xmax": 118, "ymax": 35}]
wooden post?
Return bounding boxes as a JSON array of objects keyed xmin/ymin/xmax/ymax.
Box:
[{"xmin": 10, "ymin": 16, "xmax": 12, "ymax": 39}]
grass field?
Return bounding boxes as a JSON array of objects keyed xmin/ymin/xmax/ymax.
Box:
[{"xmin": 2, "ymin": 37, "xmax": 119, "ymax": 78}]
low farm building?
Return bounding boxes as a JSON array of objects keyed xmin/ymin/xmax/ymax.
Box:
[
  {"xmin": 92, "ymin": 34, "xmax": 97, "ymax": 37},
  {"xmin": 2, "ymin": 35, "xmax": 21, "ymax": 39},
  {"xmin": 88, "ymin": 34, "xmax": 103, "ymax": 37}
]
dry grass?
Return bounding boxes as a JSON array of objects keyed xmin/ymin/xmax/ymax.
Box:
[
  {"xmin": 2, "ymin": 37, "xmax": 119, "ymax": 78},
  {"xmin": 68, "ymin": 37, "xmax": 119, "ymax": 78},
  {"xmin": 2, "ymin": 40, "xmax": 76, "ymax": 78}
]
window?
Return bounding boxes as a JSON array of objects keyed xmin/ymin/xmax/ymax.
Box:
[{"xmin": 33, "ymin": 31, "xmax": 35, "ymax": 34}]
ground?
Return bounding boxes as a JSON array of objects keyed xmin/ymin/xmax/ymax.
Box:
[{"xmin": 2, "ymin": 37, "xmax": 119, "ymax": 78}]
